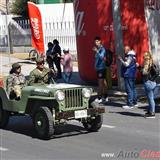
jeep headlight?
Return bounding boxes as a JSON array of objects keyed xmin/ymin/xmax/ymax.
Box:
[
  {"xmin": 55, "ymin": 90, "xmax": 65, "ymax": 101},
  {"xmin": 82, "ymin": 88, "xmax": 92, "ymax": 98}
]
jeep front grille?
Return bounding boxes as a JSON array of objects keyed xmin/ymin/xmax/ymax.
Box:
[{"xmin": 65, "ymin": 89, "xmax": 83, "ymax": 108}]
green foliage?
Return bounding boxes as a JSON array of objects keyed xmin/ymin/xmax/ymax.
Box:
[
  {"xmin": 11, "ymin": 0, "xmax": 73, "ymax": 17},
  {"xmin": 11, "ymin": 0, "xmax": 37, "ymax": 17}
]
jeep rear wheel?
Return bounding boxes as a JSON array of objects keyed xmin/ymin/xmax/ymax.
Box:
[
  {"xmin": 33, "ymin": 107, "xmax": 54, "ymax": 139},
  {"xmin": 0, "ymin": 105, "xmax": 9, "ymax": 129},
  {"xmin": 82, "ymin": 114, "xmax": 103, "ymax": 132}
]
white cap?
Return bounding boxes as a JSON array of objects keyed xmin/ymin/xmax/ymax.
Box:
[
  {"xmin": 128, "ymin": 50, "xmax": 136, "ymax": 56},
  {"xmin": 63, "ymin": 46, "xmax": 69, "ymax": 52}
]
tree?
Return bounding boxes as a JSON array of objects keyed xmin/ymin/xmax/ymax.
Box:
[
  {"xmin": 11, "ymin": 0, "xmax": 37, "ymax": 17},
  {"xmin": 11, "ymin": 0, "xmax": 73, "ymax": 17}
]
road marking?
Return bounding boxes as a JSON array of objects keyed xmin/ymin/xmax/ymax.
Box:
[
  {"xmin": 102, "ymin": 124, "xmax": 116, "ymax": 128},
  {"xmin": 0, "ymin": 147, "xmax": 8, "ymax": 151}
]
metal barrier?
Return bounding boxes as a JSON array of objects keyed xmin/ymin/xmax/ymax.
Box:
[{"xmin": 0, "ymin": 16, "xmax": 77, "ymax": 53}]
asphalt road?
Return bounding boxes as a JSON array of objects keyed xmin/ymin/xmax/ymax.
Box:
[
  {"xmin": 0, "ymin": 99, "xmax": 160, "ymax": 160},
  {"xmin": 0, "ymin": 54, "xmax": 160, "ymax": 160}
]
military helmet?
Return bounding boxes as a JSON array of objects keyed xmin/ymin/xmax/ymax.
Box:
[
  {"xmin": 36, "ymin": 57, "xmax": 44, "ymax": 64},
  {"xmin": 12, "ymin": 63, "xmax": 21, "ymax": 69}
]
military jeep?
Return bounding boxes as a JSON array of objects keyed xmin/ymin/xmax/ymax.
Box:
[{"xmin": 0, "ymin": 83, "xmax": 105, "ymax": 139}]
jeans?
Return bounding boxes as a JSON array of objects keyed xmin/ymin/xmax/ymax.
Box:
[
  {"xmin": 54, "ymin": 59, "xmax": 62, "ymax": 78},
  {"xmin": 63, "ymin": 72, "xmax": 72, "ymax": 83},
  {"xmin": 124, "ymin": 78, "xmax": 137, "ymax": 106},
  {"xmin": 144, "ymin": 80, "xmax": 156, "ymax": 113}
]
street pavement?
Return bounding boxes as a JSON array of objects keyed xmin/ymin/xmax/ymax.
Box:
[
  {"xmin": 0, "ymin": 99, "xmax": 159, "ymax": 160},
  {"xmin": 0, "ymin": 54, "xmax": 160, "ymax": 160}
]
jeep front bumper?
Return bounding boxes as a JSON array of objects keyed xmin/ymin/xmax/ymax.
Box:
[{"xmin": 55, "ymin": 106, "xmax": 105, "ymax": 120}]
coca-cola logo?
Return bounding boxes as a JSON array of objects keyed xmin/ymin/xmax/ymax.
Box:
[
  {"xmin": 31, "ymin": 18, "xmax": 40, "ymax": 39},
  {"xmin": 74, "ymin": 0, "xmax": 85, "ymax": 36},
  {"xmin": 145, "ymin": 0, "xmax": 160, "ymax": 10}
]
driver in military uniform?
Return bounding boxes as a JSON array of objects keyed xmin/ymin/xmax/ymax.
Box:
[{"xmin": 28, "ymin": 58, "xmax": 56, "ymax": 86}]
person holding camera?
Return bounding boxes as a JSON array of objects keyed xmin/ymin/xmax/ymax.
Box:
[
  {"xmin": 139, "ymin": 51, "xmax": 157, "ymax": 118},
  {"xmin": 93, "ymin": 36, "xmax": 108, "ymax": 103},
  {"xmin": 118, "ymin": 46, "xmax": 138, "ymax": 109}
]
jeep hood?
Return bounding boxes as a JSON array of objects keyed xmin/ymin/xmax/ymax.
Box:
[{"xmin": 46, "ymin": 83, "xmax": 83, "ymax": 89}]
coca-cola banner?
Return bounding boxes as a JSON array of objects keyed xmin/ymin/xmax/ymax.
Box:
[
  {"xmin": 120, "ymin": 0, "xmax": 149, "ymax": 65},
  {"xmin": 74, "ymin": 0, "xmax": 114, "ymax": 81},
  {"xmin": 28, "ymin": 2, "xmax": 45, "ymax": 55},
  {"xmin": 0, "ymin": 78, "xmax": 4, "ymax": 88},
  {"xmin": 74, "ymin": 0, "xmax": 154, "ymax": 82}
]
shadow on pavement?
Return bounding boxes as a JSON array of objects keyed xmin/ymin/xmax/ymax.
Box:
[
  {"xmin": 138, "ymin": 104, "xmax": 160, "ymax": 113},
  {"xmin": 53, "ymin": 124, "xmax": 88, "ymax": 139},
  {"xmin": 109, "ymin": 111, "xmax": 143, "ymax": 117},
  {"xmin": 103, "ymin": 101, "xmax": 123, "ymax": 108},
  {"xmin": 4, "ymin": 116, "xmax": 89, "ymax": 140}
]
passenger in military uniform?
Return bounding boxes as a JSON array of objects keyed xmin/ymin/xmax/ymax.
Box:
[
  {"xmin": 28, "ymin": 58, "xmax": 56, "ymax": 86},
  {"xmin": 6, "ymin": 63, "xmax": 26, "ymax": 100}
]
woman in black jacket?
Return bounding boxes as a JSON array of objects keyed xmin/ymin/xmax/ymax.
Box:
[
  {"xmin": 140, "ymin": 51, "xmax": 157, "ymax": 118},
  {"xmin": 52, "ymin": 39, "xmax": 62, "ymax": 79}
]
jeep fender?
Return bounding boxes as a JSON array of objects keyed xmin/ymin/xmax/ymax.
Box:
[
  {"xmin": 25, "ymin": 98, "xmax": 58, "ymax": 116},
  {"xmin": 0, "ymin": 88, "xmax": 10, "ymax": 111}
]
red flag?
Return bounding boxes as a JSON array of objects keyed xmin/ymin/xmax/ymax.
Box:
[{"xmin": 28, "ymin": 2, "xmax": 45, "ymax": 55}]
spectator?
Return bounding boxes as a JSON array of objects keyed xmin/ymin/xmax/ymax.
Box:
[
  {"xmin": 28, "ymin": 58, "xmax": 55, "ymax": 86},
  {"xmin": 6, "ymin": 63, "xmax": 26, "ymax": 100},
  {"xmin": 118, "ymin": 46, "xmax": 138, "ymax": 109},
  {"xmin": 93, "ymin": 36, "xmax": 108, "ymax": 103},
  {"xmin": 140, "ymin": 51, "xmax": 157, "ymax": 118},
  {"xmin": 46, "ymin": 42, "xmax": 54, "ymax": 69},
  {"xmin": 61, "ymin": 47, "xmax": 73, "ymax": 83},
  {"xmin": 52, "ymin": 39, "xmax": 62, "ymax": 79}
]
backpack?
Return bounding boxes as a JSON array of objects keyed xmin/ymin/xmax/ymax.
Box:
[
  {"xmin": 105, "ymin": 49, "xmax": 113, "ymax": 67},
  {"xmin": 149, "ymin": 64, "xmax": 160, "ymax": 81}
]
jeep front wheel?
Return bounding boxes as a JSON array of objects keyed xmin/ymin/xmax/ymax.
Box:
[
  {"xmin": 82, "ymin": 114, "xmax": 103, "ymax": 132},
  {"xmin": 0, "ymin": 105, "xmax": 9, "ymax": 129},
  {"xmin": 33, "ymin": 107, "xmax": 54, "ymax": 139}
]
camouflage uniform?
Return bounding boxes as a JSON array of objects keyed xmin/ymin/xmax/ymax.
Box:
[
  {"xmin": 28, "ymin": 67, "xmax": 51, "ymax": 86},
  {"xmin": 6, "ymin": 73, "xmax": 26, "ymax": 99}
]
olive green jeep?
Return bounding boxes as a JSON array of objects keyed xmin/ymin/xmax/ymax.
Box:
[{"xmin": 0, "ymin": 82, "xmax": 105, "ymax": 139}]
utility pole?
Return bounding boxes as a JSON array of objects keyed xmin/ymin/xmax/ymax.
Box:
[
  {"xmin": 112, "ymin": 0, "xmax": 124, "ymax": 90},
  {"xmin": 6, "ymin": 0, "xmax": 13, "ymax": 57}
]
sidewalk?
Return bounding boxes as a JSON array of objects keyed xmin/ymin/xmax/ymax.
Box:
[{"xmin": 0, "ymin": 53, "xmax": 146, "ymax": 98}]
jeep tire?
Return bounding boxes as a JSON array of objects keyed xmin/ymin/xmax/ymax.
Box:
[
  {"xmin": 0, "ymin": 104, "xmax": 9, "ymax": 129},
  {"xmin": 33, "ymin": 107, "xmax": 54, "ymax": 139},
  {"xmin": 82, "ymin": 114, "xmax": 103, "ymax": 132}
]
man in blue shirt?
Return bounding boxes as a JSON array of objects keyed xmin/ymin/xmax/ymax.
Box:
[{"xmin": 93, "ymin": 36, "xmax": 108, "ymax": 103}]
